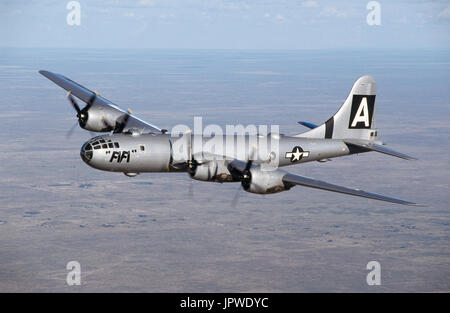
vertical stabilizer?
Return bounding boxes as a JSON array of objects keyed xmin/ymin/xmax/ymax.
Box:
[{"xmin": 296, "ymin": 75, "xmax": 378, "ymax": 140}]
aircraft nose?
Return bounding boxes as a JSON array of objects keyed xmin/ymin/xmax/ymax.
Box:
[{"xmin": 80, "ymin": 141, "xmax": 93, "ymax": 163}]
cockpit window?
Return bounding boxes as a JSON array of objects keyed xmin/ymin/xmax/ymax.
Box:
[{"xmin": 88, "ymin": 138, "xmax": 120, "ymax": 150}]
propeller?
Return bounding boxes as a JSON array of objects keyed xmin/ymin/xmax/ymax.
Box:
[
  {"xmin": 240, "ymin": 145, "xmax": 258, "ymax": 190},
  {"xmin": 185, "ymin": 129, "xmax": 199, "ymax": 176},
  {"xmin": 241, "ymin": 150, "xmax": 255, "ymax": 191},
  {"xmin": 67, "ymin": 91, "xmax": 96, "ymax": 128},
  {"xmin": 230, "ymin": 146, "xmax": 258, "ymax": 208},
  {"xmin": 66, "ymin": 91, "xmax": 97, "ymax": 138},
  {"xmin": 65, "ymin": 90, "xmax": 133, "ymax": 137}
]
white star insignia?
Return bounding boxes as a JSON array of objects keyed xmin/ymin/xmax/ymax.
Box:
[{"xmin": 285, "ymin": 146, "xmax": 310, "ymax": 162}]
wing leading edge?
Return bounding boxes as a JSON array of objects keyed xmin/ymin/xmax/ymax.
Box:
[
  {"xmin": 39, "ymin": 70, "xmax": 162, "ymax": 134},
  {"xmin": 282, "ymin": 172, "xmax": 418, "ymax": 206}
]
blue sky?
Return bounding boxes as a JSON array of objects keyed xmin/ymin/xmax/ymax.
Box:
[{"xmin": 1, "ymin": 0, "xmax": 450, "ymax": 49}]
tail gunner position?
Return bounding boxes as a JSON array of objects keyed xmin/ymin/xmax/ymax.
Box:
[{"xmin": 40, "ymin": 70, "xmax": 418, "ymax": 206}]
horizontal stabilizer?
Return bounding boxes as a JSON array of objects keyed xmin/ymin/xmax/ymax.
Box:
[
  {"xmin": 298, "ymin": 121, "xmax": 319, "ymax": 129},
  {"xmin": 282, "ymin": 173, "xmax": 418, "ymax": 206},
  {"xmin": 344, "ymin": 139, "xmax": 416, "ymax": 160}
]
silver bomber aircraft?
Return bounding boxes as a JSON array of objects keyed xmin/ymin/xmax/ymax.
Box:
[{"xmin": 40, "ymin": 70, "xmax": 418, "ymax": 206}]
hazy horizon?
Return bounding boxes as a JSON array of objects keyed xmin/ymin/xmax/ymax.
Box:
[{"xmin": 1, "ymin": 1, "xmax": 450, "ymax": 50}]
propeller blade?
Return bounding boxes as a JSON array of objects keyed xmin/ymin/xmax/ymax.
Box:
[
  {"xmin": 66, "ymin": 120, "xmax": 79, "ymax": 139},
  {"xmin": 67, "ymin": 91, "xmax": 93, "ymax": 128},
  {"xmin": 243, "ymin": 145, "xmax": 258, "ymax": 173},
  {"xmin": 188, "ymin": 180, "xmax": 194, "ymax": 200},
  {"xmin": 240, "ymin": 145, "xmax": 258, "ymax": 190},
  {"xmin": 66, "ymin": 123, "xmax": 96, "ymax": 139},
  {"xmin": 231, "ymin": 186, "xmax": 242, "ymax": 209},
  {"xmin": 244, "ymin": 158, "xmax": 253, "ymax": 173},
  {"xmin": 113, "ymin": 109, "xmax": 132, "ymax": 134},
  {"xmin": 185, "ymin": 129, "xmax": 199, "ymax": 176},
  {"xmin": 84, "ymin": 94, "xmax": 96, "ymax": 111},
  {"xmin": 123, "ymin": 111, "xmax": 130, "ymax": 125},
  {"xmin": 99, "ymin": 115, "xmax": 112, "ymax": 131},
  {"xmin": 67, "ymin": 93, "xmax": 81, "ymax": 115}
]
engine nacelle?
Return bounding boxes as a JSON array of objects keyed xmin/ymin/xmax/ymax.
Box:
[
  {"xmin": 82, "ymin": 106, "xmax": 122, "ymax": 132},
  {"xmin": 189, "ymin": 160, "xmax": 236, "ymax": 182},
  {"xmin": 243, "ymin": 167, "xmax": 288, "ymax": 194}
]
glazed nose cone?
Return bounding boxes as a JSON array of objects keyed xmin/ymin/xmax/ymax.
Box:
[{"xmin": 80, "ymin": 141, "xmax": 93, "ymax": 163}]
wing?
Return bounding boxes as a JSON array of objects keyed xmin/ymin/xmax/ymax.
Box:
[
  {"xmin": 226, "ymin": 159, "xmax": 417, "ymax": 205},
  {"xmin": 282, "ymin": 172, "xmax": 418, "ymax": 206},
  {"xmin": 39, "ymin": 70, "xmax": 163, "ymax": 134}
]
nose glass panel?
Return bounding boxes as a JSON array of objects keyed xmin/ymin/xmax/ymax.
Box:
[
  {"xmin": 84, "ymin": 143, "xmax": 92, "ymax": 151},
  {"xmin": 80, "ymin": 142, "xmax": 93, "ymax": 162}
]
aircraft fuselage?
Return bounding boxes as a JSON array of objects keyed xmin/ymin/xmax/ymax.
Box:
[{"xmin": 80, "ymin": 133, "xmax": 357, "ymax": 177}]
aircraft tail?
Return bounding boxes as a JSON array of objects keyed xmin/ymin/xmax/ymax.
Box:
[{"xmin": 296, "ymin": 75, "xmax": 377, "ymax": 141}]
